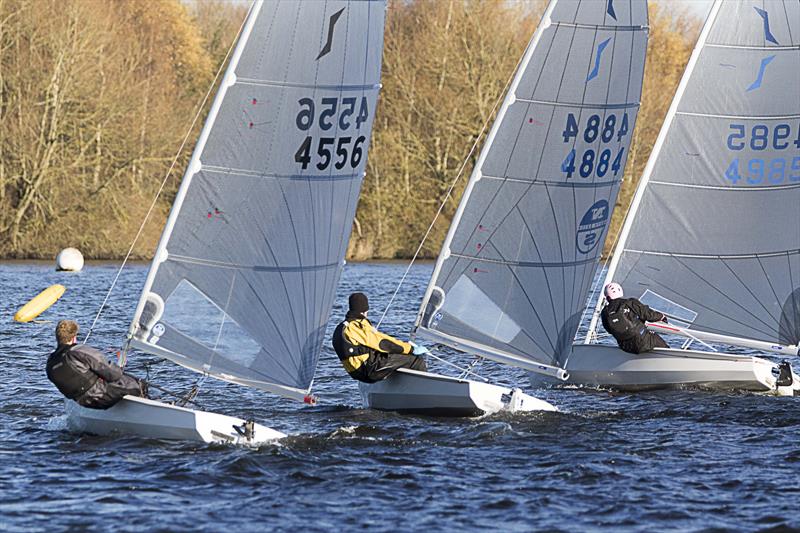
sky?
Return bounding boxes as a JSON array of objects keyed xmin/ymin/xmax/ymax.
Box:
[{"xmin": 664, "ymin": 0, "xmax": 714, "ymax": 20}]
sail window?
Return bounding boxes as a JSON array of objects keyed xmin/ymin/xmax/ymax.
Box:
[
  {"xmin": 638, "ymin": 289, "xmax": 698, "ymax": 328},
  {"xmin": 442, "ymin": 275, "xmax": 521, "ymax": 344},
  {"xmin": 163, "ymin": 279, "xmax": 261, "ymax": 367}
]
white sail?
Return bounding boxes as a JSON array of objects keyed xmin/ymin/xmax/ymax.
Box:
[
  {"xmin": 590, "ymin": 0, "xmax": 800, "ymax": 349},
  {"xmin": 414, "ymin": 0, "xmax": 649, "ymax": 372},
  {"xmin": 128, "ymin": 0, "xmax": 387, "ymax": 401}
]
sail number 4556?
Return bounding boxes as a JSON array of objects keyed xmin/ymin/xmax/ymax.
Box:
[{"xmin": 294, "ymin": 96, "xmax": 369, "ymax": 171}]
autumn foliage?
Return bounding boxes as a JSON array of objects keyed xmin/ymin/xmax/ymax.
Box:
[{"xmin": 0, "ymin": 0, "xmax": 698, "ymax": 260}]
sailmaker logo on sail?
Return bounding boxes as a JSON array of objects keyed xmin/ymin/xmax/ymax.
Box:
[{"xmin": 576, "ymin": 200, "xmax": 609, "ymax": 254}]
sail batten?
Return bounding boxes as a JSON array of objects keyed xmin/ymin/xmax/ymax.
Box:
[
  {"xmin": 591, "ymin": 0, "xmax": 800, "ymax": 348},
  {"xmin": 129, "ymin": 0, "xmax": 387, "ymax": 398},
  {"xmin": 415, "ymin": 0, "xmax": 649, "ymax": 369}
]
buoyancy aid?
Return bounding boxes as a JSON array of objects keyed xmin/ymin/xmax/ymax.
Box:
[
  {"xmin": 46, "ymin": 344, "xmax": 100, "ymax": 400},
  {"xmin": 332, "ymin": 320, "xmax": 372, "ymax": 374},
  {"xmin": 602, "ymin": 301, "xmax": 641, "ymax": 341}
]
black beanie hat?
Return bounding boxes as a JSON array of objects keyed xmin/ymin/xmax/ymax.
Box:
[{"xmin": 349, "ymin": 292, "xmax": 369, "ymax": 314}]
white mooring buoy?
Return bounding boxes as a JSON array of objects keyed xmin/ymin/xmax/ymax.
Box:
[{"xmin": 56, "ymin": 247, "xmax": 84, "ymax": 272}]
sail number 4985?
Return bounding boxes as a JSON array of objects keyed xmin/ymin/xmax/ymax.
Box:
[
  {"xmin": 724, "ymin": 123, "xmax": 800, "ymax": 185},
  {"xmin": 294, "ymin": 96, "xmax": 369, "ymax": 171}
]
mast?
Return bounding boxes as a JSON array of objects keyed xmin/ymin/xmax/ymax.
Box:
[
  {"xmin": 412, "ymin": 0, "xmax": 559, "ymax": 334},
  {"xmin": 584, "ymin": 0, "xmax": 724, "ymax": 343},
  {"xmin": 128, "ymin": 0, "xmax": 262, "ymax": 340}
]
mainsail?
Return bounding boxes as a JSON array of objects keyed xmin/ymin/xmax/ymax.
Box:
[
  {"xmin": 593, "ymin": 0, "xmax": 800, "ymax": 348},
  {"xmin": 128, "ymin": 0, "xmax": 386, "ymax": 401},
  {"xmin": 414, "ymin": 0, "xmax": 648, "ymax": 374}
]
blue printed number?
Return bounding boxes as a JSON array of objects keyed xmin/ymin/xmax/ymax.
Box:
[
  {"xmin": 562, "ymin": 114, "xmax": 579, "ymax": 142},
  {"xmin": 725, "ymin": 159, "xmax": 740, "ymax": 184},
  {"xmin": 774, "ymin": 124, "xmax": 790, "ymax": 150},
  {"xmin": 791, "ymin": 157, "xmax": 800, "ymax": 182},
  {"xmin": 563, "ymin": 112, "xmax": 630, "ymax": 145},
  {"xmin": 616, "ymin": 113, "xmax": 629, "ymax": 142},
  {"xmin": 751, "ymin": 126, "xmax": 769, "ymax": 151},
  {"xmin": 580, "ymin": 149, "xmax": 595, "ymax": 177},
  {"xmin": 727, "ymin": 123, "xmax": 799, "ymax": 151},
  {"xmin": 747, "ymin": 158, "xmax": 764, "ymax": 184},
  {"xmin": 561, "ymin": 149, "xmax": 576, "ymax": 178},
  {"xmin": 725, "ymin": 157, "xmax": 799, "ymax": 185},
  {"xmin": 727, "ymin": 124, "xmax": 745, "ymax": 150},
  {"xmin": 612, "ymin": 148, "xmax": 624, "ymax": 175}
]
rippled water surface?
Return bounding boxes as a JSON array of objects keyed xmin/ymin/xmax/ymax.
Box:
[{"xmin": 1, "ymin": 262, "xmax": 799, "ymax": 532}]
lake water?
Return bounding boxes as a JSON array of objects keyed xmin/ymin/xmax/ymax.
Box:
[{"xmin": 1, "ymin": 262, "xmax": 798, "ymax": 532}]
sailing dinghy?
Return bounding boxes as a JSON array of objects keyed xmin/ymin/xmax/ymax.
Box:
[
  {"xmin": 570, "ymin": 0, "xmax": 800, "ymax": 395},
  {"xmin": 361, "ymin": 0, "xmax": 649, "ymax": 416},
  {"xmin": 66, "ymin": 0, "xmax": 388, "ymax": 443}
]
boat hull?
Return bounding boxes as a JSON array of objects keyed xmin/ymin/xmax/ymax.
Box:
[
  {"xmin": 359, "ymin": 368, "xmax": 557, "ymax": 417},
  {"xmin": 529, "ymin": 344, "xmax": 799, "ymax": 394},
  {"xmin": 64, "ymin": 396, "xmax": 286, "ymax": 445}
]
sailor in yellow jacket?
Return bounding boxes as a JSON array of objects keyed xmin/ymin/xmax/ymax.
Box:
[{"xmin": 332, "ymin": 292, "xmax": 428, "ymax": 383}]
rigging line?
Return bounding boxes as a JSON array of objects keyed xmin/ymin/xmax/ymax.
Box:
[
  {"xmin": 438, "ymin": 20, "xmax": 569, "ymax": 319},
  {"xmin": 427, "ymin": 348, "xmax": 488, "ymax": 382},
  {"xmin": 580, "ymin": 15, "xmax": 640, "ymax": 339},
  {"xmin": 82, "ymin": 3, "xmax": 253, "ymax": 347},
  {"xmin": 374, "ymin": 41, "xmax": 526, "ymax": 329}
]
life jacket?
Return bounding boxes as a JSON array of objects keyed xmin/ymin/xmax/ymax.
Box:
[
  {"xmin": 332, "ymin": 320, "xmax": 372, "ymax": 375},
  {"xmin": 46, "ymin": 345, "xmax": 100, "ymax": 400},
  {"xmin": 603, "ymin": 301, "xmax": 642, "ymax": 341}
]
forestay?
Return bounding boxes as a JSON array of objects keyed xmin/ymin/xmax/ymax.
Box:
[
  {"xmin": 414, "ymin": 0, "xmax": 648, "ymax": 371},
  {"xmin": 596, "ymin": 0, "xmax": 800, "ymax": 348},
  {"xmin": 128, "ymin": 0, "xmax": 386, "ymax": 401}
]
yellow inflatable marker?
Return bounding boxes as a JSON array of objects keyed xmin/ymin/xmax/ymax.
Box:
[{"xmin": 14, "ymin": 284, "xmax": 66, "ymax": 323}]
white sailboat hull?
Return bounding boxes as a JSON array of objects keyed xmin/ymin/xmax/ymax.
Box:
[
  {"xmin": 529, "ymin": 344, "xmax": 799, "ymax": 395},
  {"xmin": 359, "ymin": 368, "xmax": 557, "ymax": 417},
  {"xmin": 64, "ymin": 396, "xmax": 286, "ymax": 445}
]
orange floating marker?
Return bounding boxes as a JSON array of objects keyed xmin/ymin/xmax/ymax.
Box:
[{"xmin": 14, "ymin": 284, "xmax": 66, "ymax": 323}]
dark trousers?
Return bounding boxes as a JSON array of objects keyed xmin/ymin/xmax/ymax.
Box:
[
  {"xmin": 620, "ymin": 331, "xmax": 669, "ymax": 355},
  {"xmin": 354, "ymin": 353, "xmax": 428, "ymax": 383},
  {"xmin": 79, "ymin": 374, "xmax": 144, "ymax": 410}
]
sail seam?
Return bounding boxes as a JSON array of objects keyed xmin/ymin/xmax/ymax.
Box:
[
  {"xmin": 168, "ymin": 254, "xmax": 340, "ymax": 271},
  {"xmin": 705, "ymin": 43, "xmax": 800, "ymax": 51},
  {"xmin": 675, "ymin": 111, "xmax": 800, "ymax": 120},
  {"xmin": 236, "ymin": 78, "xmax": 379, "ymax": 91},
  {"xmin": 450, "ymin": 252, "xmax": 597, "ymax": 268},
  {"xmin": 203, "ymin": 165, "xmax": 360, "ymax": 180},
  {"xmin": 621, "ymin": 249, "xmax": 800, "ymax": 260},
  {"xmin": 481, "ymin": 174, "xmax": 617, "ymax": 187},
  {"xmin": 648, "ymin": 179, "xmax": 800, "ymax": 191},
  {"xmin": 552, "ymin": 22, "xmax": 646, "ymax": 32},
  {"xmin": 516, "ymin": 97, "xmax": 639, "ymax": 109}
]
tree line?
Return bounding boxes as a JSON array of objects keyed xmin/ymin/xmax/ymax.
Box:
[{"xmin": 0, "ymin": 0, "xmax": 698, "ymax": 260}]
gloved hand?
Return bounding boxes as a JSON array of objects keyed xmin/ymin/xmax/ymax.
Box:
[{"xmin": 410, "ymin": 342, "xmax": 430, "ymax": 356}]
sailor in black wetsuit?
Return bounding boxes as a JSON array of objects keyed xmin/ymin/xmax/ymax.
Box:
[
  {"xmin": 46, "ymin": 320, "xmax": 146, "ymax": 409},
  {"xmin": 600, "ymin": 282, "xmax": 669, "ymax": 354},
  {"xmin": 332, "ymin": 292, "xmax": 428, "ymax": 383}
]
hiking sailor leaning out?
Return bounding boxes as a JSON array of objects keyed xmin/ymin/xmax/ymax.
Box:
[
  {"xmin": 46, "ymin": 320, "xmax": 146, "ymax": 409},
  {"xmin": 600, "ymin": 282, "xmax": 669, "ymax": 354},
  {"xmin": 333, "ymin": 292, "xmax": 428, "ymax": 383}
]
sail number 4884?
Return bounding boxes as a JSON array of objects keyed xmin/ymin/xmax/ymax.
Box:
[
  {"xmin": 560, "ymin": 112, "xmax": 629, "ymax": 179},
  {"xmin": 294, "ymin": 96, "xmax": 369, "ymax": 171}
]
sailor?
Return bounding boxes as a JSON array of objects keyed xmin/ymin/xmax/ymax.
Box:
[
  {"xmin": 600, "ymin": 282, "xmax": 669, "ymax": 354},
  {"xmin": 332, "ymin": 292, "xmax": 428, "ymax": 383},
  {"xmin": 46, "ymin": 319, "xmax": 147, "ymax": 409}
]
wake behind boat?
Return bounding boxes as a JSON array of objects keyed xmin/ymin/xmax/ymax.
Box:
[
  {"xmin": 65, "ymin": 0, "xmax": 388, "ymax": 442},
  {"xmin": 568, "ymin": 0, "xmax": 800, "ymax": 395}
]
